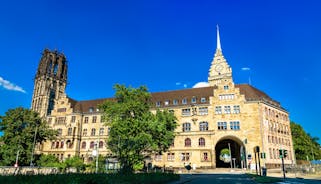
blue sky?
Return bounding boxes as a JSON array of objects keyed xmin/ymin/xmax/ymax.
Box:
[{"xmin": 0, "ymin": 0, "xmax": 320, "ymax": 141}]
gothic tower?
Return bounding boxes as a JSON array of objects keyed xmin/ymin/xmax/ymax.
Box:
[
  {"xmin": 31, "ymin": 49, "xmax": 68, "ymax": 117},
  {"xmin": 208, "ymin": 25, "xmax": 233, "ymax": 86}
]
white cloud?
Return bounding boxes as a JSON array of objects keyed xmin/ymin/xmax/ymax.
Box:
[
  {"xmin": 175, "ymin": 82, "xmax": 181, "ymax": 86},
  {"xmin": 241, "ymin": 67, "xmax": 251, "ymax": 71},
  {"xmin": 0, "ymin": 76, "xmax": 26, "ymax": 93},
  {"xmin": 192, "ymin": 82, "xmax": 209, "ymax": 88}
]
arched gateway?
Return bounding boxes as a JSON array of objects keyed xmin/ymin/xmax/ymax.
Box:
[{"xmin": 215, "ymin": 136, "xmax": 246, "ymax": 168}]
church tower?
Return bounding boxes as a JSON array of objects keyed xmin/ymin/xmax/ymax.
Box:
[
  {"xmin": 208, "ymin": 26, "xmax": 233, "ymax": 86},
  {"xmin": 31, "ymin": 49, "xmax": 68, "ymax": 117}
]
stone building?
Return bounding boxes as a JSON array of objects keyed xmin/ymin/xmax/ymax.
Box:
[{"xmin": 32, "ymin": 28, "xmax": 294, "ymax": 169}]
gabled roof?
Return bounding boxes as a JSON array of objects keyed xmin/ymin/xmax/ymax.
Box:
[{"xmin": 67, "ymin": 84, "xmax": 281, "ymax": 113}]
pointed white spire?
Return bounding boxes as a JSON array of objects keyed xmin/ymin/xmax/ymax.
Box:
[{"xmin": 216, "ymin": 24, "xmax": 221, "ymax": 51}]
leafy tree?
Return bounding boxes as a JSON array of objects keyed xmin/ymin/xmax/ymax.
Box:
[
  {"xmin": 100, "ymin": 84, "xmax": 177, "ymax": 173},
  {"xmin": 64, "ymin": 156, "xmax": 86, "ymax": 172},
  {"xmin": 36, "ymin": 154, "xmax": 60, "ymax": 167},
  {"xmin": 86, "ymin": 155, "xmax": 107, "ymax": 173},
  {"xmin": 0, "ymin": 107, "xmax": 57, "ymax": 166},
  {"xmin": 291, "ymin": 121, "xmax": 321, "ymax": 160}
]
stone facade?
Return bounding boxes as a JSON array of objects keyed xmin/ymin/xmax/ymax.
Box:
[{"xmin": 31, "ymin": 28, "xmax": 294, "ymax": 169}]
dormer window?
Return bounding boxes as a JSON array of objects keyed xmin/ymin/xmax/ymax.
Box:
[
  {"xmin": 173, "ymin": 99, "xmax": 178, "ymax": 105},
  {"xmin": 164, "ymin": 100, "xmax": 169, "ymax": 106},
  {"xmin": 156, "ymin": 101, "xmax": 161, "ymax": 107},
  {"xmin": 89, "ymin": 107, "xmax": 94, "ymax": 113},
  {"xmin": 191, "ymin": 97, "xmax": 196, "ymax": 104},
  {"xmin": 201, "ymin": 97, "xmax": 206, "ymax": 103},
  {"xmin": 182, "ymin": 98, "xmax": 187, "ymax": 104}
]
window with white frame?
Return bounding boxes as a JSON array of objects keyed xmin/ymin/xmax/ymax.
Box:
[
  {"xmin": 233, "ymin": 105, "xmax": 240, "ymax": 114},
  {"xmin": 164, "ymin": 100, "xmax": 169, "ymax": 106},
  {"xmin": 173, "ymin": 99, "xmax": 178, "ymax": 105},
  {"xmin": 224, "ymin": 106, "xmax": 231, "ymax": 114},
  {"xmin": 155, "ymin": 154, "xmax": 162, "ymax": 161},
  {"xmin": 182, "ymin": 122, "xmax": 191, "ymax": 132},
  {"xmin": 201, "ymin": 97, "xmax": 206, "ymax": 103},
  {"xmin": 181, "ymin": 153, "xmax": 190, "ymax": 161},
  {"xmin": 217, "ymin": 122, "xmax": 227, "ymax": 130},
  {"xmin": 182, "ymin": 98, "xmax": 187, "ymax": 104},
  {"xmin": 182, "ymin": 108, "xmax": 191, "ymax": 116},
  {"xmin": 167, "ymin": 153, "xmax": 175, "ymax": 161},
  {"xmin": 199, "ymin": 121, "xmax": 208, "ymax": 131},
  {"xmin": 215, "ymin": 106, "xmax": 222, "ymax": 114},
  {"xmin": 199, "ymin": 107, "xmax": 208, "ymax": 115},
  {"xmin": 191, "ymin": 97, "xmax": 197, "ymax": 103},
  {"xmin": 230, "ymin": 121, "xmax": 240, "ymax": 130}
]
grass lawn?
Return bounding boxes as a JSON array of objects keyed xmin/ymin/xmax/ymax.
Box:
[
  {"xmin": 247, "ymin": 174, "xmax": 282, "ymax": 183},
  {"xmin": 0, "ymin": 172, "xmax": 180, "ymax": 184}
]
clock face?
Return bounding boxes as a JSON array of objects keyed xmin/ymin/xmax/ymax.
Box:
[{"xmin": 215, "ymin": 64, "xmax": 223, "ymax": 72}]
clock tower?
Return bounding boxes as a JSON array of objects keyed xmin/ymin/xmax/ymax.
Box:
[{"xmin": 208, "ymin": 26, "xmax": 233, "ymax": 86}]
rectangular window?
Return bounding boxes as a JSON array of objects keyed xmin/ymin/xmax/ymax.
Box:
[
  {"xmin": 217, "ymin": 122, "xmax": 227, "ymax": 130},
  {"xmin": 181, "ymin": 153, "xmax": 190, "ymax": 161},
  {"xmin": 67, "ymin": 128, "xmax": 72, "ymax": 136},
  {"xmin": 48, "ymin": 117, "xmax": 52, "ymax": 124},
  {"xmin": 84, "ymin": 117, "xmax": 89, "ymax": 123},
  {"xmin": 224, "ymin": 106, "xmax": 231, "ymax": 114},
  {"xmin": 156, "ymin": 101, "xmax": 161, "ymax": 107},
  {"xmin": 182, "ymin": 98, "xmax": 187, "ymax": 104},
  {"xmin": 167, "ymin": 153, "xmax": 175, "ymax": 161},
  {"xmin": 199, "ymin": 107, "xmax": 208, "ymax": 115},
  {"xmin": 155, "ymin": 154, "xmax": 162, "ymax": 161},
  {"xmin": 57, "ymin": 108, "xmax": 66, "ymax": 112},
  {"xmin": 215, "ymin": 106, "xmax": 222, "ymax": 114},
  {"xmin": 182, "ymin": 108, "xmax": 191, "ymax": 116},
  {"xmin": 71, "ymin": 116, "xmax": 76, "ymax": 123},
  {"xmin": 57, "ymin": 117, "xmax": 66, "ymax": 124},
  {"xmin": 233, "ymin": 105, "xmax": 240, "ymax": 114},
  {"xmin": 230, "ymin": 121, "xmax": 240, "ymax": 130},
  {"xmin": 202, "ymin": 152, "xmax": 209, "ymax": 161},
  {"xmin": 99, "ymin": 128, "xmax": 104, "ymax": 135},
  {"xmin": 92, "ymin": 116, "xmax": 97, "ymax": 123}
]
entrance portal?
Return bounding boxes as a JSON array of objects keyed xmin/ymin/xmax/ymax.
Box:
[{"xmin": 215, "ymin": 138, "xmax": 246, "ymax": 168}]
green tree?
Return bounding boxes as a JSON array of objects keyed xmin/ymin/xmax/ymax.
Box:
[
  {"xmin": 64, "ymin": 156, "xmax": 86, "ymax": 172},
  {"xmin": 36, "ymin": 154, "xmax": 60, "ymax": 167},
  {"xmin": 100, "ymin": 84, "xmax": 177, "ymax": 173},
  {"xmin": 291, "ymin": 121, "xmax": 321, "ymax": 160},
  {"xmin": 0, "ymin": 107, "xmax": 57, "ymax": 166}
]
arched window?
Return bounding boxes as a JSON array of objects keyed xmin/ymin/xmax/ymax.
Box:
[
  {"xmin": 60, "ymin": 141, "xmax": 64, "ymax": 148},
  {"xmin": 53, "ymin": 64, "xmax": 58, "ymax": 75},
  {"xmin": 199, "ymin": 121, "xmax": 208, "ymax": 131},
  {"xmin": 90, "ymin": 141, "xmax": 95, "ymax": 149},
  {"xmin": 182, "ymin": 122, "xmax": 191, "ymax": 132},
  {"xmin": 81, "ymin": 142, "xmax": 86, "ymax": 149},
  {"xmin": 91, "ymin": 128, "xmax": 96, "ymax": 136},
  {"xmin": 55, "ymin": 141, "xmax": 59, "ymax": 149},
  {"xmin": 99, "ymin": 141, "xmax": 104, "ymax": 148},
  {"xmin": 66, "ymin": 140, "xmax": 72, "ymax": 148},
  {"xmin": 51, "ymin": 142, "xmax": 55, "ymax": 149},
  {"xmin": 199, "ymin": 137, "xmax": 205, "ymax": 146},
  {"xmin": 88, "ymin": 157, "xmax": 93, "ymax": 162},
  {"xmin": 185, "ymin": 138, "xmax": 191, "ymax": 147}
]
